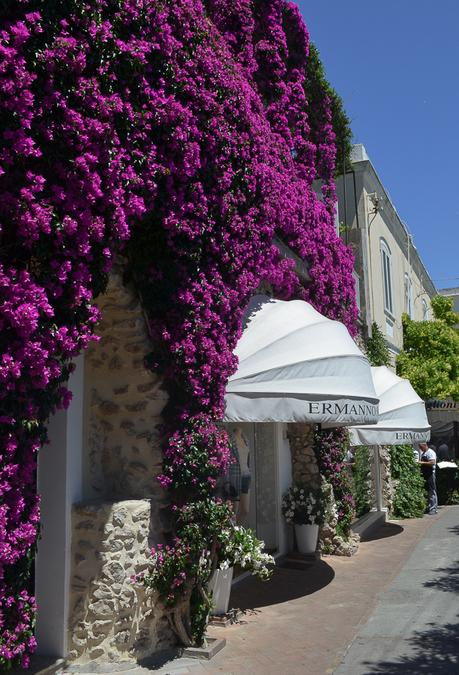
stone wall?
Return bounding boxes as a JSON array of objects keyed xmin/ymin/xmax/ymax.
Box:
[
  {"xmin": 287, "ymin": 423, "xmax": 319, "ymax": 487},
  {"xmin": 68, "ymin": 261, "xmax": 171, "ymax": 664},
  {"xmin": 68, "ymin": 500, "xmax": 172, "ymax": 663},
  {"xmin": 83, "ymin": 260, "xmax": 168, "ymax": 501},
  {"xmin": 287, "ymin": 424, "xmax": 360, "ymax": 556}
]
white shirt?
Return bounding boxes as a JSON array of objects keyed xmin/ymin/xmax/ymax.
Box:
[{"xmin": 422, "ymin": 447, "xmax": 437, "ymax": 471}]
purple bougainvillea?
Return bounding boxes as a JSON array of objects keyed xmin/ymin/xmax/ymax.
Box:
[
  {"xmin": 314, "ymin": 427, "xmax": 356, "ymax": 536},
  {"xmin": 0, "ymin": 0, "xmax": 357, "ymax": 664}
]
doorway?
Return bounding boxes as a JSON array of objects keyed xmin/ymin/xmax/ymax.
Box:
[{"xmin": 226, "ymin": 422, "xmax": 279, "ymax": 553}]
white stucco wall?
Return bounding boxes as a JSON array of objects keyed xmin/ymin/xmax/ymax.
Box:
[
  {"xmin": 363, "ymin": 187, "xmax": 433, "ymax": 357},
  {"xmin": 35, "ymin": 356, "xmax": 84, "ymax": 657}
]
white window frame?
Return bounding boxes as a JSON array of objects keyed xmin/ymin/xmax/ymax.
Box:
[
  {"xmin": 422, "ymin": 298, "xmax": 429, "ymax": 321},
  {"xmin": 380, "ymin": 239, "xmax": 394, "ymax": 316},
  {"xmin": 404, "ymin": 273, "xmax": 414, "ymax": 318}
]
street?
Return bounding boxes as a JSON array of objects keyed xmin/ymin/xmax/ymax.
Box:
[
  {"xmin": 335, "ymin": 506, "xmax": 459, "ymax": 674},
  {"xmin": 21, "ymin": 508, "xmax": 459, "ymax": 675}
]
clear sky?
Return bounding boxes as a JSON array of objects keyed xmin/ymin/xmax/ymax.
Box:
[{"xmin": 298, "ymin": 0, "xmax": 459, "ymax": 290}]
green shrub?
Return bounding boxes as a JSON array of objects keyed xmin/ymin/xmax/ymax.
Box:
[
  {"xmin": 352, "ymin": 446, "xmax": 373, "ymax": 517},
  {"xmin": 436, "ymin": 465, "xmax": 459, "ymax": 505},
  {"xmin": 390, "ymin": 445, "xmax": 426, "ymax": 518}
]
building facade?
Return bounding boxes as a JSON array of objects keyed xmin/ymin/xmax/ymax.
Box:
[{"xmin": 336, "ymin": 144, "xmax": 436, "ymax": 363}]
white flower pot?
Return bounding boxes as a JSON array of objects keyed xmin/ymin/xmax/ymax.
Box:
[
  {"xmin": 208, "ymin": 566, "xmax": 234, "ymax": 615},
  {"xmin": 294, "ymin": 524, "xmax": 319, "ymax": 554}
]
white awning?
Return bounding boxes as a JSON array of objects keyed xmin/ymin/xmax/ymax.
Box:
[
  {"xmin": 224, "ymin": 296, "xmax": 379, "ymax": 425},
  {"xmin": 349, "ymin": 366, "xmax": 431, "ymax": 446}
]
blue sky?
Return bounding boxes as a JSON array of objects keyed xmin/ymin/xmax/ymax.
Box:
[{"xmin": 298, "ymin": 0, "xmax": 459, "ymax": 290}]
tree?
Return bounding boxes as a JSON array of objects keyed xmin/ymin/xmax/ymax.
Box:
[
  {"xmin": 396, "ymin": 296, "xmax": 459, "ymax": 400},
  {"xmin": 365, "ymin": 322, "xmax": 392, "ymax": 367}
]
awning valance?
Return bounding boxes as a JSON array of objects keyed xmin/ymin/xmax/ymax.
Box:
[
  {"xmin": 224, "ymin": 296, "xmax": 378, "ymax": 425},
  {"xmin": 349, "ymin": 366, "xmax": 431, "ymax": 446}
]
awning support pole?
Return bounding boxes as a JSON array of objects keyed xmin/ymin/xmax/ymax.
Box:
[{"xmin": 373, "ymin": 444, "xmax": 383, "ymax": 512}]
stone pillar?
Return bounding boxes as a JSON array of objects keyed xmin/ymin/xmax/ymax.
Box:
[
  {"xmin": 67, "ymin": 260, "xmax": 171, "ymax": 665},
  {"xmin": 68, "ymin": 500, "xmax": 171, "ymax": 662},
  {"xmin": 286, "ymin": 424, "xmax": 360, "ymax": 557},
  {"xmin": 83, "ymin": 261, "xmax": 168, "ymax": 502},
  {"xmin": 287, "ymin": 423, "xmax": 319, "ymax": 488},
  {"xmin": 379, "ymin": 445, "xmax": 394, "ymax": 513}
]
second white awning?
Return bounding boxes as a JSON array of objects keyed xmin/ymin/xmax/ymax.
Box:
[
  {"xmin": 349, "ymin": 366, "xmax": 431, "ymax": 446},
  {"xmin": 224, "ymin": 296, "xmax": 378, "ymax": 425}
]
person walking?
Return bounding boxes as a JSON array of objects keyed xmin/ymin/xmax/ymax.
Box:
[{"xmin": 418, "ymin": 442, "xmax": 438, "ymax": 514}]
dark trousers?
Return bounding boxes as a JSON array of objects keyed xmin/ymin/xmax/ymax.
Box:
[{"xmin": 425, "ymin": 473, "xmax": 438, "ymax": 513}]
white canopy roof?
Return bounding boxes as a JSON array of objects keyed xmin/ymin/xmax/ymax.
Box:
[
  {"xmin": 224, "ymin": 296, "xmax": 378, "ymax": 425},
  {"xmin": 349, "ymin": 366, "xmax": 431, "ymax": 446}
]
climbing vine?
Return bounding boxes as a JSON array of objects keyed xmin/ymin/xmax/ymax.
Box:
[
  {"xmin": 314, "ymin": 428, "xmax": 356, "ymax": 540},
  {"xmin": 389, "ymin": 445, "xmax": 426, "ymax": 519},
  {"xmin": 352, "ymin": 445, "xmax": 372, "ymax": 517},
  {"xmin": 0, "ymin": 0, "xmax": 356, "ymax": 664}
]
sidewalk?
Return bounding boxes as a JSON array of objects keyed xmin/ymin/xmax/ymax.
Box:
[
  {"xmin": 109, "ymin": 510, "xmax": 441, "ymax": 675},
  {"xmin": 334, "ymin": 505, "xmax": 459, "ymax": 674}
]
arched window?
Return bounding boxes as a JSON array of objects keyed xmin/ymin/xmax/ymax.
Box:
[
  {"xmin": 404, "ymin": 273, "xmax": 413, "ymax": 318},
  {"xmin": 380, "ymin": 239, "xmax": 394, "ymax": 315},
  {"xmin": 422, "ymin": 298, "xmax": 429, "ymax": 321}
]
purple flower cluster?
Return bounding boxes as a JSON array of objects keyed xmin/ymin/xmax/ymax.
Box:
[
  {"xmin": 0, "ymin": 0, "xmax": 357, "ymax": 661},
  {"xmin": 0, "ymin": 589, "xmax": 36, "ymax": 669},
  {"xmin": 314, "ymin": 427, "xmax": 355, "ymax": 535}
]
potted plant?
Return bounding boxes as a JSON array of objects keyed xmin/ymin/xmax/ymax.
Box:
[
  {"xmin": 282, "ymin": 485, "xmax": 324, "ymax": 554},
  {"xmin": 138, "ymin": 499, "xmax": 274, "ymax": 642},
  {"xmin": 210, "ymin": 524, "xmax": 274, "ymax": 615}
]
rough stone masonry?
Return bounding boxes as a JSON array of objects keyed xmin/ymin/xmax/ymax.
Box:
[{"xmin": 68, "ymin": 261, "xmax": 172, "ymax": 664}]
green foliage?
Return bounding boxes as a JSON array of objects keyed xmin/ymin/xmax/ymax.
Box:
[
  {"xmin": 431, "ymin": 295, "xmax": 459, "ymax": 326},
  {"xmin": 389, "ymin": 445, "xmax": 427, "ymax": 518},
  {"xmin": 335, "ymin": 510, "xmax": 354, "ymax": 539},
  {"xmin": 365, "ymin": 322, "xmax": 392, "ymax": 367},
  {"xmin": 306, "ymin": 43, "xmax": 353, "ymax": 174},
  {"xmin": 436, "ymin": 464, "xmax": 459, "ymax": 505},
  {"xmin": 140, "ymin": 499, "xmax": 273, "ymax": 645},
  {"xmin": 352, "ymin": 446, "xmax": 372, "ymax": 517},
  {"xmin": 397, "ymin": 296, "xmax": 459, "ymax": 400},
  {"xmin": 282, "ymin": 484, "xmax": 325, "ymax": 526},
  {"xmin": 314, "ymin": 428, "xmax": 356, "ymax": 541}
]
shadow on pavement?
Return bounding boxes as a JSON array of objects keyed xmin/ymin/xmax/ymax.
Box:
[
  {"xmin": 361, "ymin": 522, "xmax": 404, "ymax": 542},
  {"xmin": 424, "ymin": 560, "xmax": 459, "ymax": 594},
  {"xmin": 361, "ymin": 617, "xmax": 459, "ymax": 674},
  {"xmin": 230, "ymin": 559, "xmax": 334, "ymax": 610},
  {"xmin": 10, "ymin": 657, "xmax": 63, "ymax": 675}
]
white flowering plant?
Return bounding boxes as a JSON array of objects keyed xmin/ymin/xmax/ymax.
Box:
[
  {"xmin": 282, "ymin": 485, "xmax": 324, "ymax": 526},
  {"xmin": 217, "ymin": 525, "xmax": 274, "ymax": 580}
]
